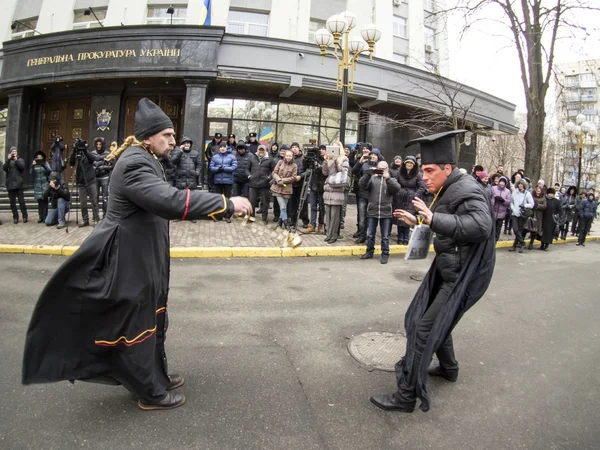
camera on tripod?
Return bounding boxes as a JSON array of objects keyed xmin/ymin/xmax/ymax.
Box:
[
  {"xmin": 72, "ymin": 138, "xmax": 88, "ymax": 157},
  {"xmin": 303, "ymin": 147, "xmax": 320, "ymax": 169}
]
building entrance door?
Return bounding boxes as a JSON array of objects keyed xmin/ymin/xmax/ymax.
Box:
[
  {"xmin": 40, "ymin": 100, "xmax": 91, "ymax": 183},
  {"xmin": 124, "ymin": 96, "xmax": 183, "ymax": 139}
]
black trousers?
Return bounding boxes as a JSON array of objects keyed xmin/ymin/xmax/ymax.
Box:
[
  {"xmin": 273, "ymin": 191, "xmax": 280, "ymax": 219},
  {"xmin": 511, "ymin": 215, "xmax": 526, "ymax": 247},
  {"xmin": 495, "ymin": 218, "xmax": 504, "ymax": 241},
  {"xmin": 37, "ymin": 199, "xmax": 48, "ymax": 222},
  {"xmin": 8, "ymin": 189, "xmax": 27, "ymax": 219},
  {"xmin": 249, "ymin": 187, "xmax": 270, "ymax": 221},
  {"xmin": 214, "ymin": 184, "xmax": 232, "ymax": 198},
  {"xmin": 395, "ymin": 274, "xmax": 458, "ymax": 403},
  {"xmin": 578, "ymin": 217, "xmax": 593, "ymax": 244},
  {"xmin": 571, "ymin": 215, "xmax": 580, "ymax": 234}
]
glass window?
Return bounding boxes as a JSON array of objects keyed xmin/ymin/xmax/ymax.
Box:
[
  {"xmin": 581, "ymin": 73, "xmax": 595, "ymax": 82},
  {"xmin": 73, "ymin": 8, "xmax": 107, "ymax": 29},
  {"xmin": 233, "ymin": 100, "xmax": 277, "ymax": 121},
  {"xmin": 232, "ymin": 121, "xmax": 276, "ymax": 143},
  {"xmin": 424, "ymin": 27, "xmax": 436, "ymax": 49},
  {"xmin": 11, "ymin": 17, "xmax": 38, "ymax": 40},
  {"xmin": 276, "ymin": 124, "xmax": 318, "ymax": 147},
  {"xmin": 565, "ymin": 75, "xmax": 579, "ymax": 87},
  {"xmin": 392, "ymin": 16, "xmax": 407, "ymax": 38},
  {"xmin": 146, "ymin": 5, "xmax": 187, "ymax": 24},
  {"xmin": 227, "ymin": 10, "xmax": 268, "ymax": 37},
  {"xmin": 308, "ymin": 19, "xmax": 326, "ymax": 44},
  {"xmin": 207, "ymin": 99, "xmax": 233, "ymax": 118},
  {"xmin": 393, "ymin": 53, "xmax": 407, "ymax": 64},
  {"xmin": 278, "ymin": 103, "xmax": 320, "ymax": 125}
]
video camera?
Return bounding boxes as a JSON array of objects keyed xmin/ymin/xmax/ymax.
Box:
[
  {"xmin": 72, "ymin": 138, "xmax": 88, "ymax": 156},
  {"xmin": 303, "ymin": 147, "xmax": 320, "ymax": 169}
]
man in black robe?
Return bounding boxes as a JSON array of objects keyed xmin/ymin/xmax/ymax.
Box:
[
  {"xmin": 371, "ymin": 130, "xmax": 495, "ymax": 412},
  {"xmin": 22, "ymin": 98, "xmax": 252, "ymax": 411}
]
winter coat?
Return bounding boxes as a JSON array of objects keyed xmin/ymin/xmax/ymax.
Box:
[
  {"xmin": 30, "ymin": 161, "xmax": 52, "ymax": 199},
  {"xmin": 209, "ymin": 149, "xmax": 238, "ymax": 185},
  {"xmin": 531, "ymin": 193, "xmax": 547, "ymax": 236},
  {"xmin": 246, "ymin": 140, "xmax": 259, "ymax": 155},
  {"xmin": 491, "ymin": 184, "xmax": 511, "ymax": 220},
  {"xmin": 51, "ymin": 141, "xmax": 65, "ymax": 172},
  {"xmin": 3, "ymin": 157, "xmax": 26, "ymax": 191},
  {"xmin": 307, "ymin": 157, "xmax": 325, "ymax": 194},
  {"xmin": 293, "ymin": 153, "xmax": 306, "ymax": 187},
  {"xmin": 359, "ymin": 173, "xmax": 401, "ymax": 218},
  {"xmin": 42, "ymin": 182, "xmax": 71, "ymax": 209},
  {"xmin": 394, "ymin": 165, "xmax": 427, "ymax": 212},
  {"xmin": 561, "ymin": 193, "xmax": 577, "ymax": 222},
  {"xmin": 541, "ymin": 197, "xmax": 561, "ymax": 244},
  {"xmin": 249, "ymin": 153, "xmax": 273, "ymax": 189},
  {"xmin": 580, "ymin": 197, "xmax": 597, "ymax": 220},
  {"xmin": 70, "ymin": 148, "xmax": 102, "ymax": 186},
  {"xmin": 510, "ymin": 189, "xmax": 534, "ymax": 217},
  {"xmin": 234, "ymin": 151, "xmax": 254, "ymax": 184},
  {"xmin": 205, "ymin": 139, "xmax": 225, "ymax": 161},
  {"xmin": 351, "ymin": 160, "xmax": 376, "ymax": 199},
  {"xmin": 270, "ymin": 160, "xmax": 297, "ymax": 197},
  {"xmin": 92, "ymin": 149, "xmax": 113, "ymax": 180},
  {"xmin": 322, "ymin": 157, "xmax": 350, "ymax": 206},
  {"xmin": 430, "ymin": 169, "xmax": 493, "ymax": 283},
  {"xmin": 171, "ymin": 147, "xmax": 202, "ymax": 189}
]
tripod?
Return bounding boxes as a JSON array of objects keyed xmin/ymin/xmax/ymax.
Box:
[
  {"xmin": 292, "ymin": 168, "xmax": 313, "ymax": 233},
  {"xmin": 66, "ymin": 151, "xmax": 97, "ymax": 232}
]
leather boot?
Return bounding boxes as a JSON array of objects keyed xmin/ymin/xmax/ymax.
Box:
[
  {"xmin": 302, "ymin": 224, "xmax": 316, "ymax": 234},
  {"xmin": 370, "ymin": 394, "xmax": 415, "ymax": 412},
  {"xmin": 138, "ymin": 392, "xmax": 186, "ymax": 411},
  {"xmin": 167, "ymin": 373, "xmax": 184, "ymax": 390},
  {"xmin": 428, "ymin": 365, "xmax": 458, "ymax": 382}
]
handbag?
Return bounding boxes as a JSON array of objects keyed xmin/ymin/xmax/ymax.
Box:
[
  {"xmin": 327, "ymin": 169, "xmax": 349, "ymax": 187},
  {"xmin": 520, "ymin": 192, "xmax": 533, "ymax": 218},
  {"xmin": 523, "ymin": 216, "xmax": 537, "ymax": 232}
]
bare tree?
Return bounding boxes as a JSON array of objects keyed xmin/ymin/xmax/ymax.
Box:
[
  {"xmin": 439, "ymin": 0, "xmax": 600, "ymax": 185},
  {"xmin": 359, "ymin": 64, "xmax": 481, "ymax": 162},
  {"xmin": 477, "ymin": 113, "xmax": 526, "ymax": 174}
]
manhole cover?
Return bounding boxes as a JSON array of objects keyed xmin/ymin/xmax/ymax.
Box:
[{"xmin": 347, "ymin": 332, "xmax": 406, "ymax": 372}]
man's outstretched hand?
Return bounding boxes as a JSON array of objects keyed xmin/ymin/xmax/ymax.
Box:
[
  {"xmin": 393, "ymin": 209, "xmax": 417, "ymax": 227},
  {"xmin": 230, "ymin": 196, "xmax": 253, "ymax": 216}
]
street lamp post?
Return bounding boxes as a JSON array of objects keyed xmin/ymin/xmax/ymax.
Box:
[
  {"xmin": 565, "ymin": 114, "xmax": 597, "ymax": 191},
  {"xmin": 314, "ymin": 12, "xmax": 381, "ymax": 144}
]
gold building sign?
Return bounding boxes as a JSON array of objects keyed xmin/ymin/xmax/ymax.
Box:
[{"xmin": 26, "ymin": 48, "xmax": 181, "ymax": 67}]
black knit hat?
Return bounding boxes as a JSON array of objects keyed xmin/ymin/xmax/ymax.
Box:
[{"xmin": 134, "ymin": 98, "xmax": 173, "ymax": 141}]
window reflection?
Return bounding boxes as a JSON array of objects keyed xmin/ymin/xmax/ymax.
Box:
[
  {"xmin": 207, "ymin": 99, "xmax": 233, "ymax": 118},
  {"xmin": 278, "ymin": 103, "xmax": 320, "ymax": 125},
  {"xmin": 277, "ymin": 124, "xmax": 319, "ymax": 147}
]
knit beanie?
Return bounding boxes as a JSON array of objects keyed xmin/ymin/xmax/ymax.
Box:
[{"xmin": 134, "ymin": 98, "xmax": 173, "ymax": 141}]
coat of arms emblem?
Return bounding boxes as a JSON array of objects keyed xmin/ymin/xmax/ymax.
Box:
[{"xmin": 96, "ymin": 109, "xmax": 113, "ymax": 131}]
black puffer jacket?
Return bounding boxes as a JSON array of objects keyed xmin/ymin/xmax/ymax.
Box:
[
  {"xmin": 246, "ymin": 140, "xmax": 259, "ymax": 155},
  {"xmin": 429, "ymin": 169, "xmax": 493, "ymax": 283},
  {"xmin": 352, "ymin": 160, "xmax": 377, "ymax": 199},
  {"xmin": 308, "ymin": 156, "xmax": 325, "ymax": 194},
  {"xmin": 234, "ymin": 150, "xmax": 254, "ymax": 184},
  {"xmin": 170, "ymin": 144, "xmax": 202, "ymax": 190},
  {"xmin": 70, "ymin": 147, "xmax": 101, "ymax": 186},
  {"xmin": 394, "ymin": 163, "xmax": 427, "ymax": 213},
  {"xmin": 4, "ymin": 157, "xmax": 26, "ymax": 190},
  {"xmin": 249, "ymin": 153, "xmax": 273, "ymax": 188},
  {"xmin": 92, "ymin": 139, "xmax": 113, "ymax": 179}
]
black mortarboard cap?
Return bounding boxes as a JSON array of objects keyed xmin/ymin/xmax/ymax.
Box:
[
  {"xmin": 134, "ymin": 98, "xmax": 174, "ymax": 141},
  {"xmin": 404, "ymin": 130, "xmax": 467, "ymax": 165}
]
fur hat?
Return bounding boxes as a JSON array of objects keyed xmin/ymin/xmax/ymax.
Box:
[{"xmin": 547, "ymin": 187, "xmax": 556, "ymax": 195}]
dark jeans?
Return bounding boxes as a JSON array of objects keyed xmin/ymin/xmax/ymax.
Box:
[
  {"xmin": 309, "ymin": 190, "xmax": 325, "ymax": 227},
  {"xmin": 78, "ymin": 182, "xmax": 99, "ymax": 223},
  {"xmin": 97, "ymin": 177, "xmax": 109, "ymax": 216},
  {"xmin": 214, "ymin": 184, "xmax": 232, "ymax": 198},
  {"xmin": 366, "ymin": 217, "xmax": 392, "ymax": 256},
  {"xmin": 559, "ymin": 220, "xmax": 570, "ymax": 239},
  {"xmin": 511, "ymin": 215, "xmax": 526, "ymax": 247},
  {"xmin": 578, "ymin": 217, "xmax": 593, "ymax": 244},
  {"xmin": 571, "ymin": 215, "xmax": 580, "ymax": 235},
  {"xmin": 356, "ymin": 197, "xmax": 368, "ymax": 238},
  {"xmin": 395, "ymin": 275, "xmax": 458, "ymax": 403},
  {"xmin": 495, "ymin": 218, "xmax": 504, "ymax": 241},
  {"xmin": 273, "ymin": 191, "xmax": 280, "ymax": 219},
  {"xmin": 249, "ymin": 187, "xmax": 270, "ymax": 220},
  {"xmin": 8, "ymin": 189, "xmax": 27, "ymax": 219},
  {"xmin": 45, "ymin": 199, "xmax": 69, "ymax": 226},
  {"xmin": 504, "ymin": 215, "xmax": 512, "ymax": 232},
  {"xmin": 233, "ymin": 181, "xmax": 250, "ymax": 198},
  {"xmin": 397, "ymin": 222, "xmax": 410, "ymax": 242},
  {"xmin": 37, "ymin": 199, "xmax": 48, "ymax": 222}
]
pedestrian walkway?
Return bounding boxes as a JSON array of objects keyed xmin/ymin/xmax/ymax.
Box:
[{"xmin": 0, "ymin": 206, "xmax": 595, "ymax": 257}]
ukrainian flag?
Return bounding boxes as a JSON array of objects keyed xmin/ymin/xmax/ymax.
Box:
[
  {"xmin": 200, "ymin": 0, "xmax": 211, "ymax": 25},
  {"xmin": 259, "ymin": 126, "xmax": 274, "ymax": 144}
]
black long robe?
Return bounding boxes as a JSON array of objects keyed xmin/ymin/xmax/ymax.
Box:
[
  {"xmin": 541, "ymin": 197, "xmax": 561, "ymax": 244},
  {"xmin": 22, "ymin": 146, "xmax": 232, "ymax": 399},
  {"xmin": 397, "ymin": 170, "xmax": 496, "ymax": 411}
]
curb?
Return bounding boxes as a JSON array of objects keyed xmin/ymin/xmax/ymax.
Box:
[{"xmin": 0, "ymin": 236, "xmax": 596, "ymax": 258}]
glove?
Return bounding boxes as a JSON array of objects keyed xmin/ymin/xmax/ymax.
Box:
[
  {"xmin": 218, "ymin": 166, "xmax": 225, "ymax": 173},
  {"xmin": 495, "ymin": 196, "xmax": 504, "ymax": 202}
]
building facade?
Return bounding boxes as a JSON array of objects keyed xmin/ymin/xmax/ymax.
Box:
[
  {"xmin": 554, "ymin": 60, "xmax": 600, "ymax": 190},
  {"xmin": 0, "ymin": 0, "xmax": 516, "ymax": 186}
]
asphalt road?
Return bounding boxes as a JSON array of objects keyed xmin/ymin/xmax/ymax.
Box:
[{"xmin": 1, "ymin": 243, "xmax": 599, "ymax": 450}]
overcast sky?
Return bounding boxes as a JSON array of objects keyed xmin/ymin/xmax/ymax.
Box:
[{"xmin": 446, "ymin": 1, "xmax": 600, "ymax": 114}]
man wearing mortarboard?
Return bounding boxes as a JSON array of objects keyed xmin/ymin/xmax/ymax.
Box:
[
  {"xmin": 22, "ymin": 98, "xmax": 252, "ymax": 411},
  {"xmin": 370, "ymin": 130, "xmax": 495, "ymax": 413}
]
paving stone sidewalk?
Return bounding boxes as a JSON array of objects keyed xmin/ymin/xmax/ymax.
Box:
[{"xmin": 0, "ymin": 204, "xmax": 541, "ymax": 248}]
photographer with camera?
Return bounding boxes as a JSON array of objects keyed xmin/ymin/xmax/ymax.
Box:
[
  {"xmin": 301, "ymin": 146, "xmax": 325, "ymax": 234},
  {"xmin": 31, "ymin": 151, "xmax": 52, "ymax": 223},
  {"xmin": 4, "ymin": 146, "xmax": 28, "ymax": 224},
  {"xmin": 69, "ymin": 138, "xmax": 102, "ymax": 227},
  {"xmin": 352, "ymin": 146, "xmax": 379, "ymax": 243},
  {"xmin": 92, "ymin": 138, "xmax": 113, "ymax": 220},
  {"xmin": 43, "ymin": 172, "xmax": 71, "ymax": 229},
  {"xmin": 50, "ymin": 136, "xmax": 66, "ymax": 182}
]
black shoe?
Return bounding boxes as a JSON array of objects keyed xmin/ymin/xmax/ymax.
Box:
[
  {"xmin": 370, "ymin": 394, "xmax": 415, "ymax": 412},
  {"xmin": 355, "ymin": 237, "xmax": 366, "ymax": 244},
  {"xmin": 380, "ymin": 255, "xmax": 389, "ymax": 264},
  {"xmin": 273, "ymin": 217, "xmax": 279, "ymax": 223},
  {"xmin": 352, "ymin": 232, "xmax": 360, "ymax": 239},
  {"xmin": 427, "ymin": 365, "xmax": 458, "ymax": 382},
  {"xmin": 191, "ymin": 220, "xmax": 197, "ymax": 223},
  {"xmin": 576, "ymin": 243, "xmax": 581, "ymax": 246},
  {"xmin": 78, "ymin": 221, "xmax": 90, "ymax": 228},
  {"xmin": 138, "ymin": 392, "xmax": 186, "ymax": 411},
  {"xmin": 37, "ymin": 218, "xmax": 43, "ymax": 223},
  {"xmin": 225, "ymin": 217, "xmax": 231, "ymax": 223},
  {"xmin": 360, "ymin": 253, "xmax": 373, "ymax": 260},
  {"xmin": 13, "ymin": 218, "xmax": 18, "ymax": 224},
  {"xmin": 167, "ymin": 373, "xmax": 184, "ymax": 390},
  {"xmin": 23, "ymin": 216, "xmax": 28, "ymax": 223},
  {"xmin": 340, "ymin": 224, "xmax": 345, "ymax": 229},
  {"xmin": 403, "ymin": 240, "xmax": 409, "ymax": 245},
  {"xmin": 518, "ymin": 246, "xmax": 523, "ymax": 253},
  {"xmin": 327, "ymin": 238, "xmax": 337, "ymax": 244},
  {"xmin": 527, "ymin": 243, "xmax": 533, "ymax": 250},
  {"xmin": 508, "ymin": 246, "xmax": 517, "ymax": 252}
]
